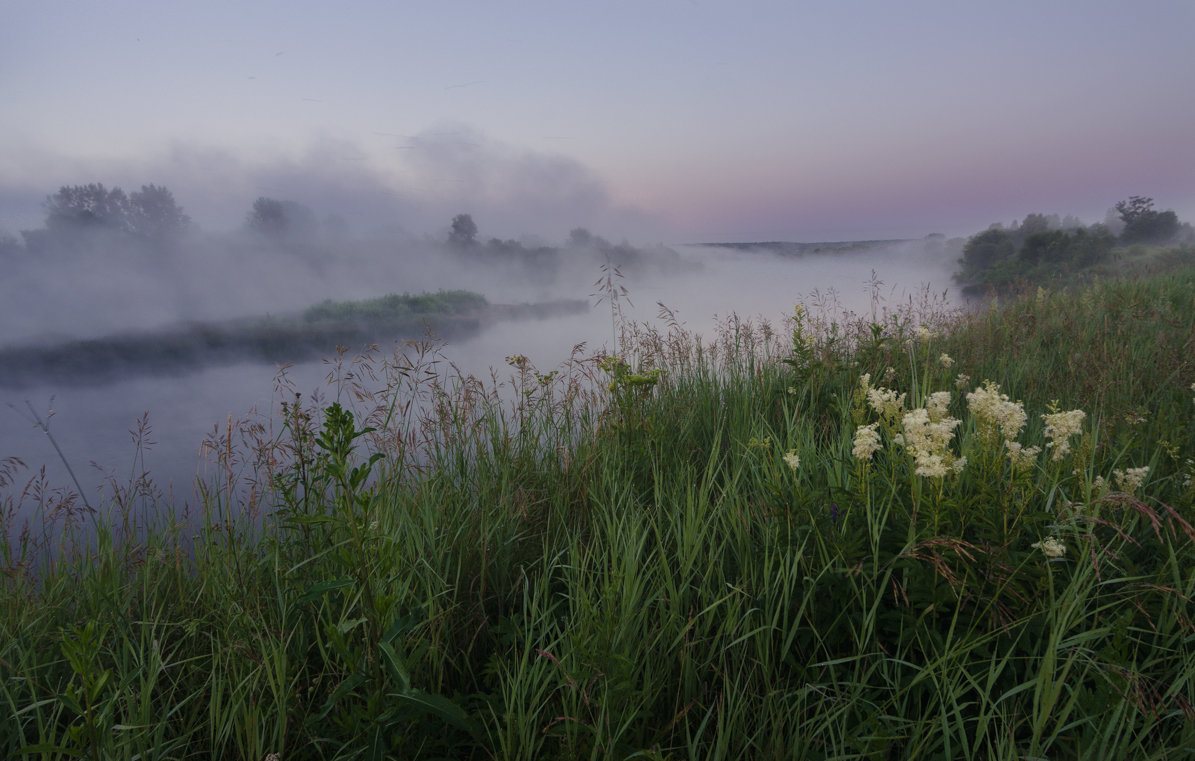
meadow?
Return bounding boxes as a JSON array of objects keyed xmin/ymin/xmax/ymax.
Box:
[{"xmin": 2, "ymin": 260, "xmax": 1194, "ymax": 760}]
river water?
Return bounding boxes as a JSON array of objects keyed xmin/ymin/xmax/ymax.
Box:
[{"xmin": 2, "ymin": 241, "xmax": 960, "ymax": 529}]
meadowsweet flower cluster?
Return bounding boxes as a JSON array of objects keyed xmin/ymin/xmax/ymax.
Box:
[
  {"xmin": 1032, "ymin": 536, "xmax": 1067, "ymax": 559},
  {"xmin": 783, "ymin": 450, "xmax": 801, "ymax": 470},
  {"xmin": 1113, "ymin": 466, "xmax": 1149, "ymax": 495},
  {"xmin": 861, "ymin": 375, "xmax": 906, "ymax": 428},
  {"xmin": 954, "ymin": 373, "xmax": 970, "ymax": 390},
  {"xmin": 1042, "ymin": 407, "xmax": 1086, "ymax": 461},
  {"xmin": 966, "ymin": 381, "xmax": 1028, "ymax": 448},
  {"xmin": 938, "ymin": 353, "xmax": 954, "ymax": 369},
  {"xmin": 1005, "ymin": 441, "xmax": 1042, "ymax": 473},
  {"xmin": 852, "ymin": 422, "xmax": 882, "ymax": 462},
  {"xmin": 899, "ymin": 403, "xmax": 964, "ymax": 478}
]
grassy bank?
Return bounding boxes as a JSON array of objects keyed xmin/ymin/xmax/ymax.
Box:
[{"xmin": 2, "ymin": 265, "xmax": 1194, "ymax": 759}]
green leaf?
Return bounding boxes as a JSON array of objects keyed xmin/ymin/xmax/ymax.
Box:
[
  {"xmin": 392, "ymin": 689, "xmax": 479, "ymax": 735},
  {"xmin": 316, "ymin": 673, "xmax": 368, "ymax": 720},
  {"xmin": 379, "ymin": 640, "xmax": 411, "ymax": 693},
  {"xmin": 294, "ymin": 577, "xmax": 354, "ymax": 604},
  {"xmin": 15, "ymin": 743, "xmax": 86, "ymax": 758}
]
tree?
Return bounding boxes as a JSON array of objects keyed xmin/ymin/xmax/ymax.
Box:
[
  {"xmin": 43, "ymin": 183, "xmax": 132, "ymax": 233},
  {"xmin": 36, "ymin": 182, "xmax": 190, "ymax": 250},
  {"xmin": 247, "ymin": 197, "xmax": 316, "ymax": 239},
  {"xmin": 1116, "ymin": 196, "xmax": 1179, "ymax": 243},
  {"xmin": 448, "ymin": 213, "xmax": 478, "ymax": 247},
  {"xmin": 568, "ymin": 227, "xmax": 594, "ymax": 247},
  {"xmin": 128, "ymin": 184, "xmax": 190, "ymax": 241},
  {"xmin": 958, "ymin": 227, "xmax": 1015, "ymax": 280}
]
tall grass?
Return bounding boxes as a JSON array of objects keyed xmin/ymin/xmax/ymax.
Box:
[{"xmin": 2, "ymin": 264, "xmax": 1194, "ymax": 759}]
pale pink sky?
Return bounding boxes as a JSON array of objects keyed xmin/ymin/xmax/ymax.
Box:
[{"xmin": 2, "ymin": 0, "xmax": 1192, "ymax": 241}]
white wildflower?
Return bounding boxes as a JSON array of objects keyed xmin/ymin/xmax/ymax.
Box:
[
  {"xmin": 914, "ymin": 453, "xmax": 948, "ymax": 478},
  {"xmin": 926, "ymin": 391, "xmax": 952, "ymax": 422},
  {"xmin": 867, "ymin": 386, "xmax": 907, "ymax": 425},
  {"xmin": 1005, "ymin": 441, "xmax": 1041, "ymax": 472},
  {"xmin": 1113, "ymin": 466, "xmax": 1149, "ymax": 495},
  {"xmin": 966, "ymin": 381, "xmax": 1027, "ymax": 448},
  {"xmin": 1042, "ymin": 408, "xmax": 1086, "ymax": 461},
  {"xmin": 900, "ymin": 407, "xmax": 961, "ymax": 478},
  {"xmin": 1032, "ymin": 536, "xmax": 1067, "ymax": 559},
  {"xmin": 955, "ymin": 373, "xmax": 971, "ymax": 390},
  {"xmin": 783, "ymin": 450, "xmax": 800, "ymax": 471},
  {"xmin": 852, "ymin": 423, "xmax": 882, "ymax": 462},
  {"xmin": 938, "ymin": 353, "xmax": 955, "ymax": 369}
]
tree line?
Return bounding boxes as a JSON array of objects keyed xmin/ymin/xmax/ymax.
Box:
[
  {"xmin": 0, "ymin": 183, "xmax": 637, "ymax": 262},
  {"xmin": 956, "ymin": 196, "xmax": 1189, "ymax": 290}
]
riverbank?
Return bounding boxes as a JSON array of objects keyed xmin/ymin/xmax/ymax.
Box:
[{"xmin": 3, "ymin": 264, "xmax": 1194, "ymax": 759}]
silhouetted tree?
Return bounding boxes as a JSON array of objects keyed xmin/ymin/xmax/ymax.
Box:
[
  {"xmin": 247, "ymin": 197, "xmax": 316, "ymax": 239},
  {"xmin": 1115, "ymin": 196, "xmax": 1179, "ymax": 243},
  {"xmin": 43, "ymin": 183, "xmax": 132, "ymax": 233},
  {"xmin": 36, "ymin": 182, "xmax": 191, "ymax": 250},
  {"xmin": 958, "ymin": 227, "xmax": 1015, "ymax": 280},
  {"xmin": 448, "ymin": 213, "xmax": 478, "ymax": 247},
  {"xmin": 568, "ymin": 227, "xmax": 594, "ymax": 247},
  {"xmin": 128, "ymin": 184, "xmax": 190, "ymax": 241}
]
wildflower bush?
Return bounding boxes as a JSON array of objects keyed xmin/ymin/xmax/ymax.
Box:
[{"xmin": 2, "ymin": 265, "xmax": 1194, "ymax": 759}]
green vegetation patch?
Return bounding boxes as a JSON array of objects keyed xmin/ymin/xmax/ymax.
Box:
[{"xmin": 300, "ymin": 289, "xmax": 488, "ymax": 324}]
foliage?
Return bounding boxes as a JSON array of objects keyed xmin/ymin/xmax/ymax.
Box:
[
  {"xmin": 27, "ymin": 182, "xmax": 191, "ymax": 252},
  {"xmin": 448, "ymin": 213, "xmax": 478, "ymax": 247},
  {"xmin": 957, "ymin": 200, "xmax": 1188, "ymax": 294},
  {"xmin": 247, "ymin": 197, "xmax": 317, "ymax": 239},
  {"xmin": 3, "ymin": 264, "xmax": 1195, "ymax": 759},
  {"xmin": 1116, "ymin": 195, "xmax": 1180, "ymax": 244},
  {"xmin": 300, "ymin": 289, "xmax": 488, "ymax": 324}
]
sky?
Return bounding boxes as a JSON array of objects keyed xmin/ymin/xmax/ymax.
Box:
[{"xmin": 2, "ymin": 0, "xmax": 1193, "ymax": 243}]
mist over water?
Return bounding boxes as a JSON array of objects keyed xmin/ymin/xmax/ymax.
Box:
[{"xmin": 1, "ymin": 237, "xmax": 960, "ymax": 515}]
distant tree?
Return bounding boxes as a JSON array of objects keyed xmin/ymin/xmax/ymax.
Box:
[
  {"xmin": 1115, "ymin": 196, "xmax": 1179, "ymax": 243},
  {"xmin": 958, "ymin": 227, "xmax": 1015, "ymax": 280},
  {"xmin": 35, "ymin": 182, "xmax": 191, "ymax": 252},
  {"xmin": 1017, "ymin": 213, "xmax": 1054, "ymax": 238},
  {"xmin": 1018, "ymin": 230, "xmax": 1069, "ymax": 265},
  {"xmin": 568, "ymin": 227, "xmax": 594, "ymax": 247},
  {"xmin": 247, "ymin": 197, "xmax": 287, "ymax": 236},
  {"xmin": 128, "ymin": 184, "xmax": 190, "ymax": 241},
  {"xmin": 43, "ymin": 183, "xmax": 132, "ymax": 233},
  {"xmin": 1067, "ymin": 225, "xmax": 1115, "ymax": 267},
  {"xmin": 247, "ymin": 197, "xmax": 316, "ymax": 239},
  {"xmin": 448, "ymin": 213, "xmax": 478, "ymax": 247}
]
